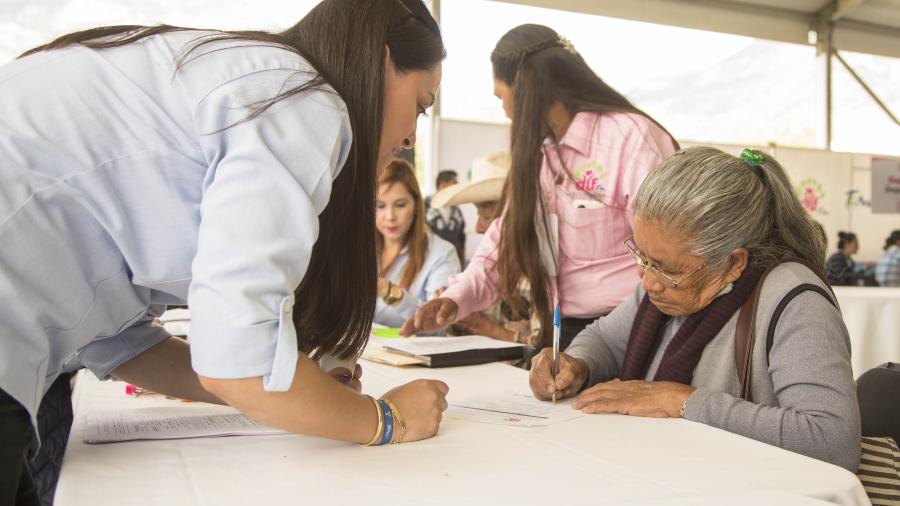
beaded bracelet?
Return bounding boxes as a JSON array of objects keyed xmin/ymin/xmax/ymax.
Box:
[
  {"xmin": 364, "ymin": 395, "xmax": 384, "ymax": 446},
  {"xmin": 377, "ymin": 399, "xmax": 394, "ymax": 446},
  {"xmin": 383, "ymin": 398, "xmax": 407, "ymax": 444}
]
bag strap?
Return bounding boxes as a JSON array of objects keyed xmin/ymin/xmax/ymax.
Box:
[
  {"xmin": 734, "ymin": 259, "xmax": 840, "ymax": 401},
  {"xmin": 734, "ymin": 269, "xmax": 768, "ymax": 401}
]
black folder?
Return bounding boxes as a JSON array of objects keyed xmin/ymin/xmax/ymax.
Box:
[{"xmin": 382, "ymin": 344, "xmax": 527, "ymax": 368}]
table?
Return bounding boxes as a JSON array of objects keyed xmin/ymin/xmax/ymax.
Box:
[
  {"xmin": 833, "ymin": 286, "xmax": 900, "ymax": 377},
  {"xmin": 56, "ymin": 361, "xmax": 869, "ymax": 505}
]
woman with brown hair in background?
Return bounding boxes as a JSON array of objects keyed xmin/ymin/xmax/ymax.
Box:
[{"xmin": 376, "ymin": 160, "xmax": 460, "ymax": 328}]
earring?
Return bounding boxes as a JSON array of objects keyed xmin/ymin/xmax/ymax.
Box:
[{"xmin": 402, "ymin": 138, "xmax": 413, "ymax": 148}]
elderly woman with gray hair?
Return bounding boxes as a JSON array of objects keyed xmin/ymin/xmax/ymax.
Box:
[{"xmin": 530, "ymin": 146, "xmax": 860, "ymax": 471}]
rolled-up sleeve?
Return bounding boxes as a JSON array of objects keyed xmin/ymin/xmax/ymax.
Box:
[
  {"xmin": 76, "ymin": 305, "xmax": 171, "ymax": 380},
  {"xmin": 187, "ymin": 69, "xmax": 351, "ymax": 392}
]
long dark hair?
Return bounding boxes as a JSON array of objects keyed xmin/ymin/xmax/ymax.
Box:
[
  {"xmin": 377, "ymin": 159, "xmax": 427, "ymax": 289},
  {"xmin": 490, "ymin": 24, "xmax": 676, "ymax": 347},
  {"xmin": 21, "ymin": 0, "xmax": 445, "ymax": 360}
]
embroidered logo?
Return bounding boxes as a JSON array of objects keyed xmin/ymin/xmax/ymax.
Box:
[{"xmin": 573, "ymin": 161, "xmax": 606, "ymax": 196}]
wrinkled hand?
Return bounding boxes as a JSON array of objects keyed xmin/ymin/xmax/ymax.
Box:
[
  {"xmin": 400, "ymin": 298, "xmax": 459, "ymax": 336},
  {"xmin": 529, "ymin": 348, "xmax": 589, "ymax": 401},
  {"xmin": 380, "ymin": 379, "xmax": 450, "ymax": 442},
  {"xmin": 452, "ymin": 312, "xmax": 485, "ymax": 335},
  {"xmin": 326, "ymin": 364, "xmax": 363, "ymax": 393},
  {"xmin": 572, "ymin": 379, "xmax": 695, "ymax": 418}
]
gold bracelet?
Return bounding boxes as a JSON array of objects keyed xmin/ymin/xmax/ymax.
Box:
[
  {"xmin": 383, "ymin": 398, "xmax": 407, "ymax": 444},
  {"xmin": 679, "ymin": 397, "xmax": 690, "ymax": 418},
  {"xmin": 363, "ymin": 395, "xmax": 384, "ymax": 446}
]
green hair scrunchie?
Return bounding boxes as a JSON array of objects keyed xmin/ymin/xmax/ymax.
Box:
[{"xmin": 740, "ymin": 148, "xmax": 765, "ymax": 166}]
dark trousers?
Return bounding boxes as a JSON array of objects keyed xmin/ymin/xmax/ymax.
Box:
[
  {"xmin": 560, "ymin": 317, "xmax": 596, "ymax": 351},
  {"xmin": 0, "ymin": 388, "xmax": 39, "ymax": 506}
]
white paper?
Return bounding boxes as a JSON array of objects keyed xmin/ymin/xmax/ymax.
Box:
[
  {"xmin": 376, "ymin": 335, "xmax": 524, "ymax": 357},
  {"xmin": 447, "ymin": 391, "xmax": 585, "ymax": 427},
  {"xmin": 361, "ymin": 346, "xmax": 428, "ymax": 366},
  {"xmin": 84, "ymin": 407, "xmax": 287, "ymax": 443}
]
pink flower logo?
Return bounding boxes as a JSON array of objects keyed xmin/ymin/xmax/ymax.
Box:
[
  {"xmin": 801, "ymin": 187, "xmax": 819, "ymax": 212},
  {"xmin": 576, "ymin": 168, "xmax": 600, "ymax": 193}
]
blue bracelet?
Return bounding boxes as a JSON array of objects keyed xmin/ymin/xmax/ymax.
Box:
[{"xmin": 378, "ymin": 399, "xmax": 394, "ymax": 446}]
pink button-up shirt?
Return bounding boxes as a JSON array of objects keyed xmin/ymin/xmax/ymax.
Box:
[{"xmin": 442, "ymin": 111, "xmax": 676, "ymax": 320}]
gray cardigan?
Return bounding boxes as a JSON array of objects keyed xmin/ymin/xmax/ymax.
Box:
[{"xmin": 566, "ymin": 262, "xmax": 861, "ymax": 471}]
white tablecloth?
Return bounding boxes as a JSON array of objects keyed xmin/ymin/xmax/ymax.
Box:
[
  {"xmin": 833, "ymin": 286, "xmax": 900, "ymax": 377},
  {"xmin": 56, "ymin": 361, "xmax": 869, "ymax": 506}
]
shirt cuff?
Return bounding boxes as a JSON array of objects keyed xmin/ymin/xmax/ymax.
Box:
[
  {"xmin": 190, "ymin": 295, "xmax": 298, "ymax": 392},
  {"xmin": 681, "ymin": 386, "xmax": 712, "ymax": 421}
]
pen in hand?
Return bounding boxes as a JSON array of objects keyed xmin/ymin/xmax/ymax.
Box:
[{"xmin": 551, "ymin": 306, "xmax": 560, "ymax": 405}]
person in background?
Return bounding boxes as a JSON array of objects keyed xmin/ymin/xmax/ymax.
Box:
[
  {"xmin": 376, "ymin": 160, "xmax": 461, "ymax": 328},
  {"xmin": 0, "ymin": 2, "xmax": 451, "ymax": 503},
  {"xmin": 432, "ymin": 152, "xmax": 541, "ymax": 351},
  {"xmin": 403, "ymin": 24, "xmax": 678, "ymax": 349},
  {"xmin": 826, "ymin": 232, "xmax": 871, "ymax": 286},
  {"xmin": 530, "ymin": 147, "xmax": 860, "ymax": 472},
  {"xmin": 425, "ymin": 169, "xmax": 466, "ymax": 264},
  {"xmin": 875, "ymin": 230, "xmax": 900, "ymax": 287}
]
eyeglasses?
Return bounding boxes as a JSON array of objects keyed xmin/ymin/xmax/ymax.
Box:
[{"xmin": 623, "ymin": 236, "xmax": 708, "ymax": 288}]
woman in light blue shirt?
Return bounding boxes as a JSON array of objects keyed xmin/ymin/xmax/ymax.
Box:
[
  {"xmin": 0, "ymin": 1, "xmax": 450, "ymax": 502},
  {"xmin": 376, "ymin": 160, "xmax": 461, "ymax": 328}
]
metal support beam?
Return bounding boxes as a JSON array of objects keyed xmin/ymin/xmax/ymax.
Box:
[
  {"xmin": 813, "ymin": 3, "xmax": 835, "ymax": 149},
  {"xmin": 831, "ymin": 0, "xmax": 867, "ymax": 22},
  {"xmin": 429, "ymin": 0, "xmax": 442, "ymax": 193},
  {"xmin": 834, "ymin": 50, "xmax": 900, "ymax": 128}
]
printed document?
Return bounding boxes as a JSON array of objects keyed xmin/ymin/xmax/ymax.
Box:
[{"xmin": 84, "ymin": 406, "xmax": 287, "ymax": 443}]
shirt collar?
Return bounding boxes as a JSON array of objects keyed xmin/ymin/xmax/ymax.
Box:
[{"xmin": 542, "ymin": 111, "xmax": 596, "ymax": 157}]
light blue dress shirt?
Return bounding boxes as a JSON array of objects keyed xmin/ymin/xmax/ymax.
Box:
[
  {"xmin": 375, "ymin": 233, "xmax": 461, "ymax": 328},
  {"xmin": 0, "ymin": 31, "xmax": 351, "ymax": 431}
]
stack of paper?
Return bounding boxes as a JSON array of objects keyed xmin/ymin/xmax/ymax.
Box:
[{"xmin": 84, "ymin": 406, "xmax": 287, "ymax": 443}]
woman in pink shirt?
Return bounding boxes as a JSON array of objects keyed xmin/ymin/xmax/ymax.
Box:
[{"xmin": 402, "ymin": 24, "xmax": 678, "ymax": 350}]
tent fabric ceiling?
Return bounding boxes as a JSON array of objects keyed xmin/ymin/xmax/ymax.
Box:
[{"xmin": 490, "ymin": 0, "xmax": 900, "ymax": 59}]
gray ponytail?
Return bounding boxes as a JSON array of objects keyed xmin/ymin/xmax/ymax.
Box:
[{"xmin": 633, "ymin": 146, "xmax": 826, "ymax": 276}]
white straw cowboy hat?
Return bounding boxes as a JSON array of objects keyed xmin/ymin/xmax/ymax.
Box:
[{"xmin": 431, "ymin": 152, "xmax": 510, "ymax": 207}]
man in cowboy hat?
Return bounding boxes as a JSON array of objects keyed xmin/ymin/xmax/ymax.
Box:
[
  {"xmin": 431, "ymin": 153, "xmax": 539, "ymax": 357},
  {"xmin": 425, "ymin": 170, "xmax": 466, "ymax": 264},
  {"xmin": 431, "ymin": 152, "xmax": 508, "ymax": 237}
]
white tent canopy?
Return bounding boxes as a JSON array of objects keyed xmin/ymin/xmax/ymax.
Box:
[{"xmin": 490, "ymin": 0, "xmax": 900, "ymax": 59}]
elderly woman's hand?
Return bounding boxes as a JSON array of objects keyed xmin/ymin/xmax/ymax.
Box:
[
  {"xmin": 572, "ymin": 380, "xmax": 695, "ymax": 418},
  {"xmin": 529, "ymin": 348, "xmax": 589, "ymax": 401}
]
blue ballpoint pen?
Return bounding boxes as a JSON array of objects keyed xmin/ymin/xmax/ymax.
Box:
[{"xmin": 551, "ymin": 305, "xmax": 561, "ymax": 404}]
